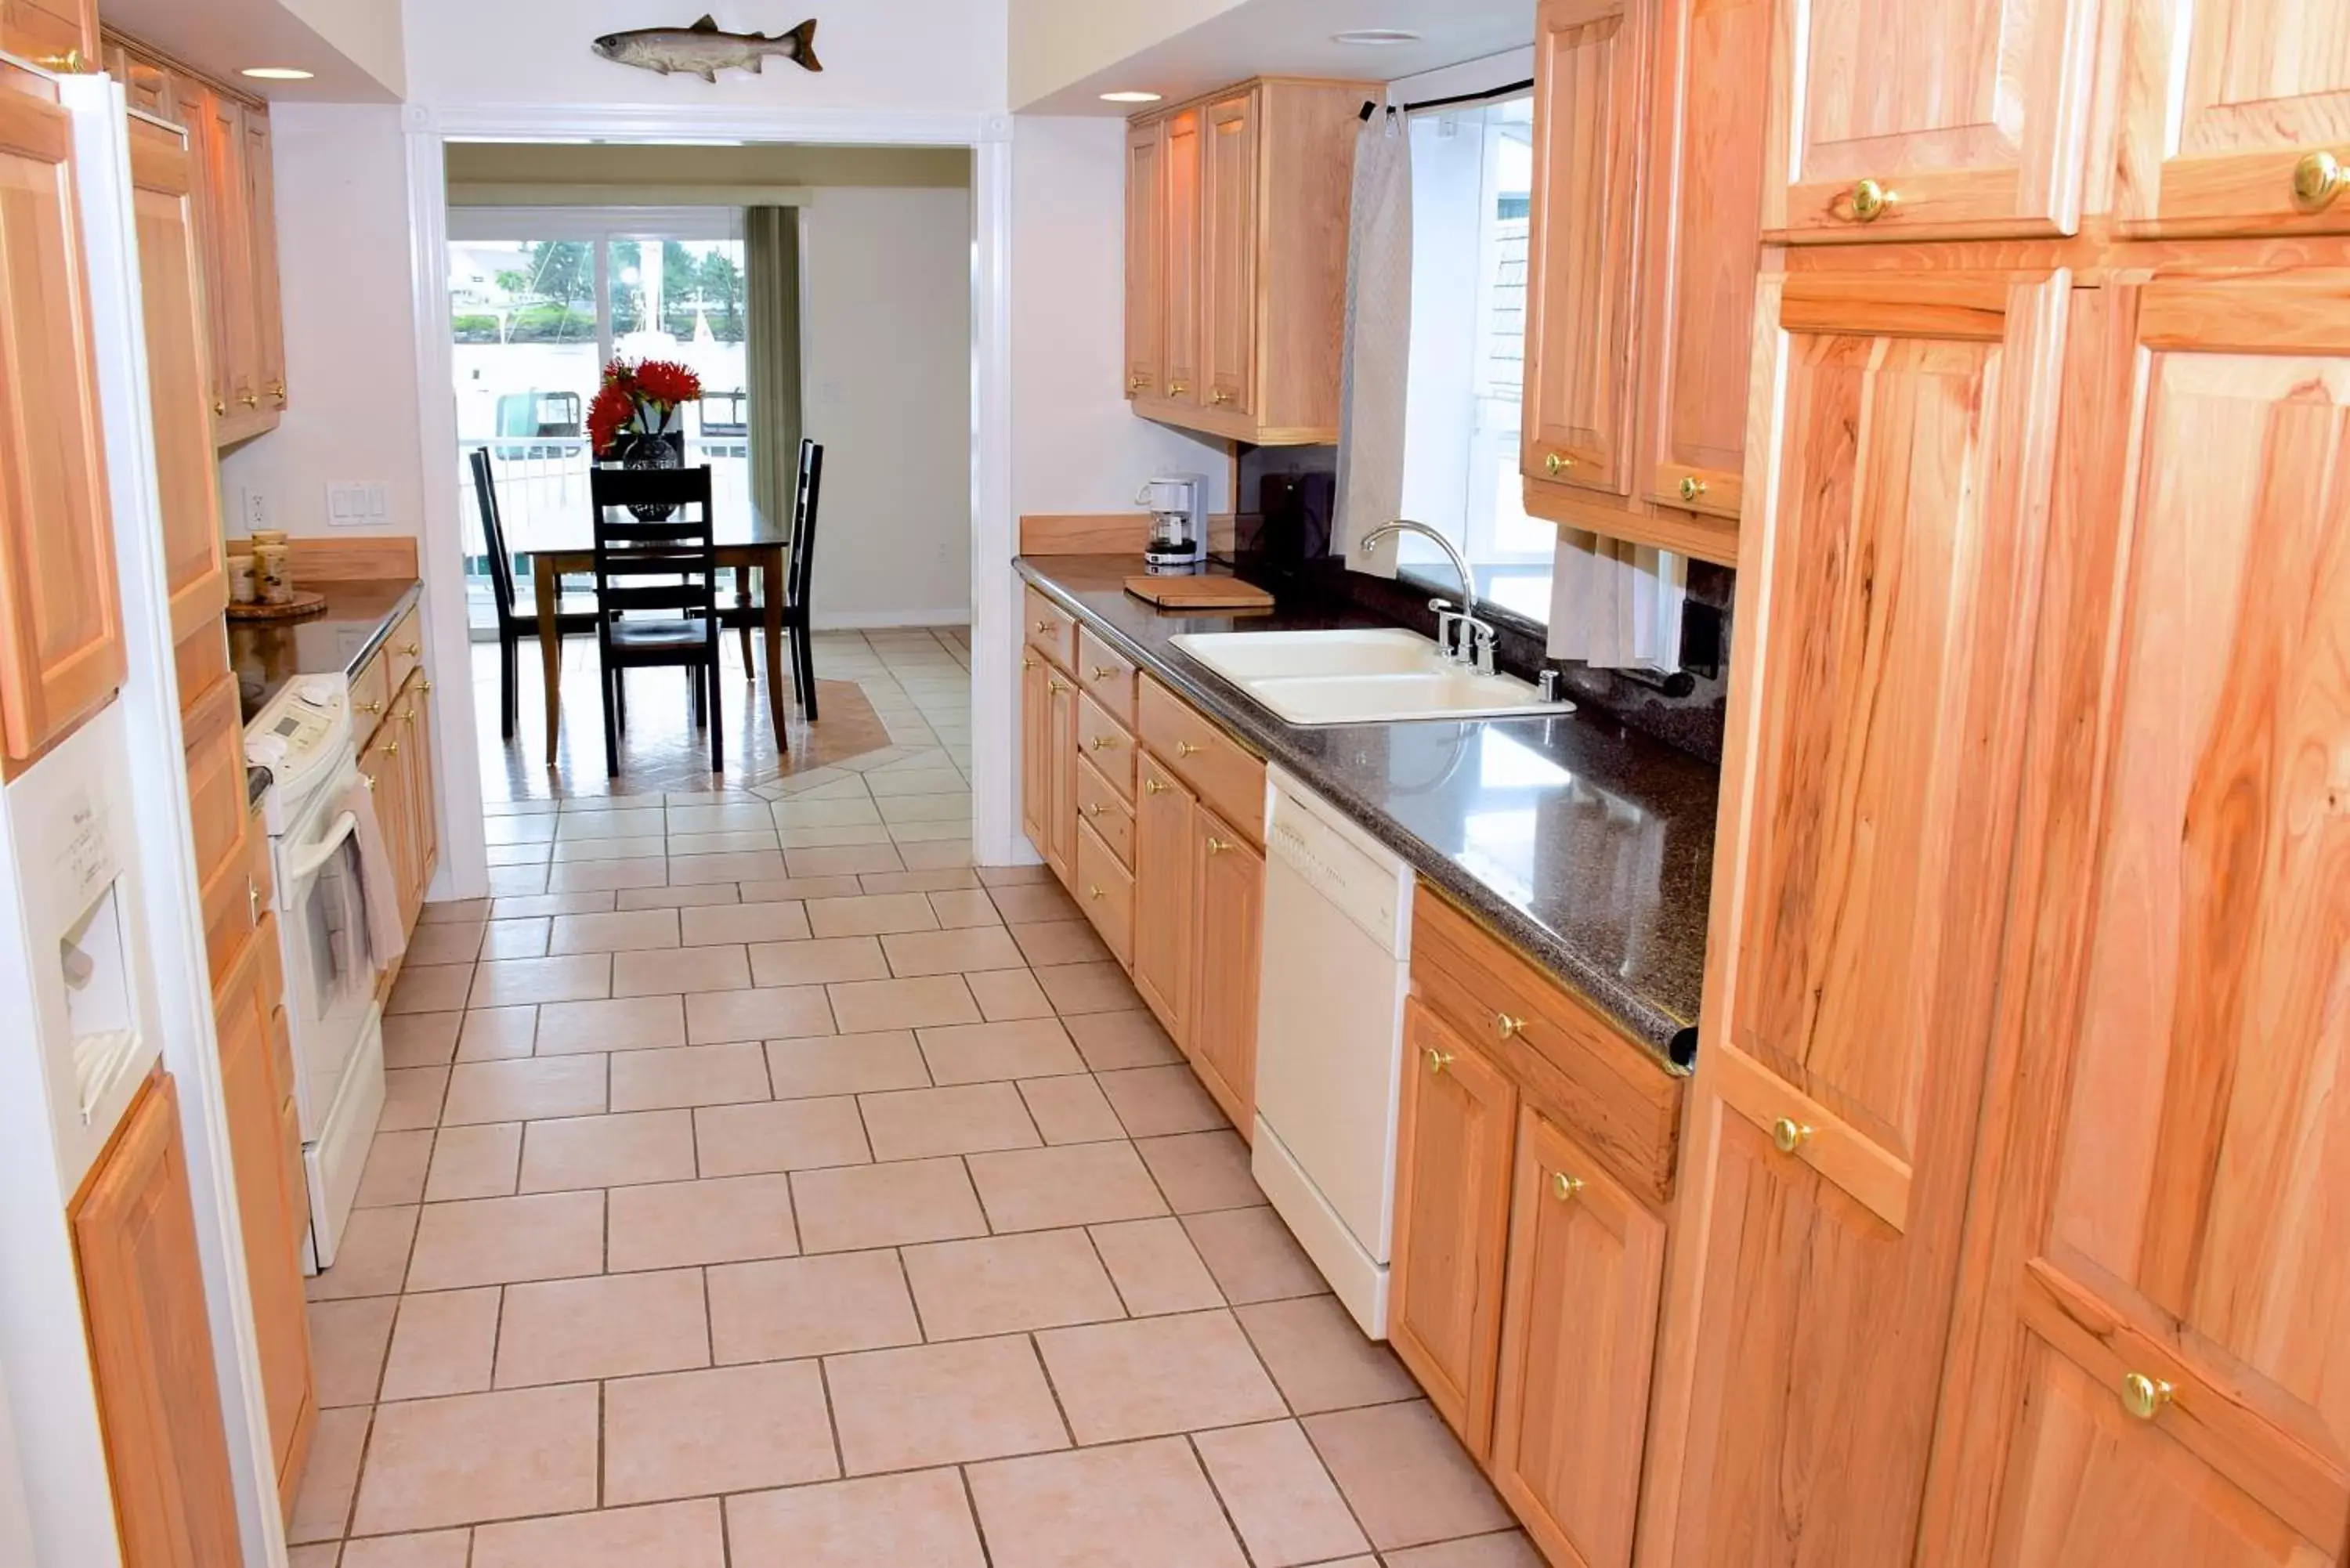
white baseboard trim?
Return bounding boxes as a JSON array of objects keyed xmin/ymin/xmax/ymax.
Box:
[{"xmin": 812, "ymin": 608, "xmax": 974, "ymax": 631}]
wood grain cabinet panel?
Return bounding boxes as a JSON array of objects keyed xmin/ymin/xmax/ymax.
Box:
[
  {"xmin": 70, "ymin": 1071, "xmax": 244, "ymax": 1568},
  {"xmin": 394, "ymin": 673, "xmax": 438, "ymax": 921},
  {"xmin": 1074, "ymin": 818, "xmax": 1135, "ymax": 970},
  {"xmin": 2111, "ymin": 0, "xmax": 2350, "ymax": 237},
  {"xmin": 1761, "ymin": 0, "xmax": 2099, "ymax": 240},
  {"xmin": 240, "ymin": 107, "xmax": 284, "ymax": 417},
  {"xmin": 1184, "ymin": 804, "xmax": 1262, "ymax": 1136},
  {"xmin": 193, "ymin": 88, "xmax": 258, "ymax": 439},
  {"xmin": 0, "ymin": 71, "xmax": 121, "ymax": 764},
  {"xmin": 1389, "ymin": 999, "xmax": 1518, "ymax": 1460},
  {"xmin": 1523, "ymin": 0, "xmax": 1649, "ymax": 497},
  {"xmin": 1161, "ymin": 107, "xmax": 1203, "ymax": 406},
  {"xmin": 128, "ymin": 117, "xmax": 225, "ymax": 647},
  {"xmin": 1020, "ymin": 650, "xmax": 1050, "ymax": 856},
  {"xmin": 1132, "ymin": 751, "xmax": 1195, "ymax": 1047},
  {"xmin": 1200, "ymin": 88, "xmax": 1260, "ymax": 421},
  {"xmin": 1916, "ymin": 278, "xmax": 2350, "ymax": 1568},
  {"xmin": 1654, "ymin": 272, "xmax": 2070, "ymax": 1568},
  {"xmin": 1047, "ymin": 667, "xmax": 1079, "ymax": 893},
  {"xmin": 1491, "ymin": 1108, "xmax": 1665, "ymax": 1568},
  {"xmin": 1124, "ymin": 118, "xmax": 1166, "ymax": 399}
]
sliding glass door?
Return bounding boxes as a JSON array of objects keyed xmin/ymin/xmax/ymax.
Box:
[{"xmin": 449, "ymin": 208, "xmax": 752, "ymax": 632}]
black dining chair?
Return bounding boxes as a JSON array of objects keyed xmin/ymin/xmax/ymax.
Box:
[
  {"xmin": 470, "ymin": 446, "xmax": 602, "ymax": 740},
  {"xmin": 785, "ymin": 439, "xmax": 825, "ymax": 717},
  {"xmin": 588, "ymin": 465, "xmax": 724, "ymax": 776}
]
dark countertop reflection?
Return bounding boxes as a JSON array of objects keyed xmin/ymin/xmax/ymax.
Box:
[
  {"xmin": 1017, "ymin": 556, "xmax": 1717, "ymax": 1066},
  {"xmin": 227, "ymin": 579, "xmax": 422, "ymax": 728}
]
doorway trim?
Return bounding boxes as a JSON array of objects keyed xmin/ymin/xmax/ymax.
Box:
[{"xmin": 403, "ymin": 101, "xmax": 1018, "ymax": 898}]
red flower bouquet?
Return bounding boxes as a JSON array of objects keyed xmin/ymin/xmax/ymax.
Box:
[{"xmin": 589, "ymin": 357, "xmax": 704, "ymax": 458}]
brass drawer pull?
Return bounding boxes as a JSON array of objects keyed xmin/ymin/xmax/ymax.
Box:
[
  {"xmin": 1209, "ymin": 389, "xmax": 1232, "ymax": 406},
  {"xmin": 1129, "ymin": 374, "xmax": 1148, "ymax": 392},
  {"xmin": 1551, "ymin": 1171, "xmax": 1585, "ymax": 1201},
  {"xmin": 1143, "ymin": 778, "xmax": 1166, "ymax": 796},
  {"xmin": 1034, "ymin": 618, "xmax": 1053, "ymax": 634},
  {"xmin": 1849, "ymin": 177, "xmax": 1893, "ymax": 221},
  {"xmin": 1090, "ymin": 734, "xmax": 1118, "ymax": 751},
  {"xmin": 2292, "ymin": 151, "xmax": 2345, "ymax": 212},
  {"xmin": 1090, "ymin": 665, "xmax": 1119, "ymax": 681},
  {"xmin": 357, "ymin": 699, "xmax": 384, "ymax": 716},
  {"xmin": 1175, "ymin": 741, "xmax": 1200, "ymax": 757},
  {"xmin": 36, "ymin": 48, "xmax": 85, "ymax": 71},
  {"xmin": 1494, "ymin": 1011, "xmax": 1524, "ymax": 1040},
  {"xmin": 1543, "ymin": 452, "xmax": 1571, "ymax": 477},
  {"xmin": 1425, "ymin": 1047, "xmax": 1454, "ymax": 1075},
  {"xmin": 1678, "ymin": 475, "xmax": 1708, "ymax": 502},
  {"xmin": 1770, "ymin": 1117, "xmax": 1813, "ymax": 1154},
  {"xmin": 1168, "ymin": 381, "xmax": 1188, "ymax": 396},
  {"xmin": 1206, "ymin": 836, "xmax": 1232, "ymax": 855},
  {"xmin": 1082, "ymin": 802, "xmax": 1105, "ymax": 818},
  {"xmin": 2119, "ymin": 1372, "xmax": 2175, "ymax": 1422}
]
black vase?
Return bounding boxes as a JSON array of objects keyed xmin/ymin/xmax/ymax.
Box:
[{"xmin": 619, "ymin": 430, "xmax": 685, "ymax": 519}]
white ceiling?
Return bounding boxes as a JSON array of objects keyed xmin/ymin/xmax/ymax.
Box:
[
  {"xmin": 1018, "ymin": 0, "xmax": 1535, "ymax": 115},
  {"xmin": 101, "ymin": 0, "xmax": 401, "ymax": 102}
]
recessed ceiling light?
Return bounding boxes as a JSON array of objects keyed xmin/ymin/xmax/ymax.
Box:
[
  {"xmin": 1100, "ymin": 90, "xmax": 1162, "ymax": 103},
  {"xmin": 240, "ymin": 66, "xmax": 314, "ymax": 80},
  {"xmin": 1332, "ymin": 29, "xmax": 1422, "ymax": 45}
]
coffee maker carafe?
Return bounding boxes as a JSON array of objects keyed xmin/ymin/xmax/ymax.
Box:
[{"xmin": 1137, "ymin": 474, "xmax": 1207, "ymax": 574}]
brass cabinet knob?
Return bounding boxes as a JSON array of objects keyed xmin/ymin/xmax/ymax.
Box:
[
  {"xmin": 418, "ymin": 677, "xmax": 432, "ymax": 693},
  {"xmin": 1034, "ymin": 619, "xmax": 1052, "ymax": 634},
  {"xmin": 1168, "ymin": 381, "xmax": 1188, "ymax": 396},
  {"xmin": 1425, "ymin": 1047, "xmax": 1454, "ymax": 1075},
  {"xmin": 1849, "ymin": 177, "xmax": 1892, "ymax": 221},
  {"xmin": 1770, "ymin": 1116, "xmax": 1813, "ymax": 1154},
  {"xmin": 213, "ymin": 399, "xmax": 228, "ymax": 415},
  {"xmin": 1176, "ymin": 741, "xmax": 1200, "ymax": 757},
  {"xmin": 1048, "ymin": 678, "xmax": 1069, "ymax": 695},
  {"xmin": 1143, "ymin": 778, "xmax": 1166, "ymax": 796},
  {"xmin": 2119, "ymin": 1372, "xmax": 2175, "ymax": 1422},
  {"xmin": 396, "ymin": 708, "xmax": 415, "ymax": 724},
  {"xmin": 1543, "ymin": 452, "xmax": 1570, "ymax": 476},
  {"xmin": 1551, "ymin": 1171, "xmax": 1585, "ymax": 1201},
  {"xmin": 1206, "ymin": 835, "xmax": 1232, "ymax": 855},
  {"xmin": 1678, "ymin": 475, "xmax": 1708, "ymax": 502},
  {"xmin": 1090, "ymin": 665, "xmax": 1117, "ymax": 680},
  {"xmin": 383, "ymin": 741, "xmax": 400, "ymax": 757},
  {"xmin": 1086, "ymin": 883, "xmax": 1104, "ymax": 900},
  {"xmin": 358, "ymin": 699, "xmax": 384, "ymax": 715},
  {"xmin": 2292, "ymin": 150, "xmax": 2346, "ymax": 212},
  {"xmin": 403, "ymin": 641, "xmax": 421, "ymax": 656},
  {"xmin": 1494, "ymin": 1011, "xmax": 1525, "ymax": 1039},
  {"xmin": 1129, "ymin": 373, "xmax": 1148, "ymax": 392},
  {"xmin": 1090, "ymin": 734, "xmax": 1117, "ymax": 752},
  {"xmin": 268, "ymin": 381, "xmax": 287, "ymax": 402},
  {"xmin": 36, "ymin": 48, "xmax": 85, "ymax": 72},
  {"xmin": 1082, "ymin": 802, "xmax": 1105, "ymax": 818},
  {"xmin": 239, "ymin": 391, "xmax": 260, "ymax": 408},
  {"xmin": 360, "ymin": 772, "xmax": 375, "ymax": 793},
  {"xmin": 1209, "ymin": 389, "xmax": 1232, "ymax": 406},
  {"xmin": 1022, "ymin": 656, "xmax": 1036, "ymax": 671},
  {"xmin": 248, "ymin": 879, "xmax": 261, "ymax": 926}
]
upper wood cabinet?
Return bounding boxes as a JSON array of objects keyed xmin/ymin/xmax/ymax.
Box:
[
  {"xmin": 2111, "ymin": 0, "xmax": 2350, "ymax": 237},
  {"xmin": 1523, "ymin": 0, "xmax": 1650, "ymax": 499},
  {"xmin": 128, "ymin": 117, "xmax": 226, "ymax": 646},
  {"xmin": 0, "ymin": 0, "xmax": 94, "ymax": 74},
  {"xmin": 1760, "ymin": 0, "xmax": 2099, "ymax": 240},
  {"xmin": 1914, "ymin": 276, "xmax": 2350, "ymax": 1567},
  {"xmin": 1655, "ymin": 272, "xmax": 2070, "ymax": 1567},
  {"xmin": 0, "ymin": 66, "xmax": 123, "ymax": 767},
  {"xmin": 1126, "ymin": 78, "xmax": 1366, "ymax": 446},
  {"xmin": 108, "ymin": 31, "xmax": 287, "ymax": 449},
  {"xmin": 70, "ymin": 1071, "xmax": 244, "ymax": 1568}
]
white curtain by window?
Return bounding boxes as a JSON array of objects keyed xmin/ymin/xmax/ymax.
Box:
[
  {"xmin": 744, "ymin": 204, "xmax": 803, "ymax": 529},
  {"xmin": 1336, "ymin": 104, "xmax": 1413, "ymax": 577},
  {"xmin": 1547, "ymin": 531, "xmax": 1687, "ymax": 670}
]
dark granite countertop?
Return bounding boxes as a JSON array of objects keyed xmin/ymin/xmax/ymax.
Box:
[
  {"xmin": 227, "ymin": 579, "xmax": 421, "ymax": 729},
  {"xmin": 1017, "ymin": 556, "xmax": 1717, "ymax": 1066}
]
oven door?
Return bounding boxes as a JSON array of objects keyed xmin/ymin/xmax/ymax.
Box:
[{"xmin": 277, "ymin": 768, "xmax": 379, "ymax": 1135}]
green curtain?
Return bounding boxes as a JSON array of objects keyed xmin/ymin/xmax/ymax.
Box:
[{"xmin": 744, "ymin": 204, "xmax": 804, "ymax": 531}]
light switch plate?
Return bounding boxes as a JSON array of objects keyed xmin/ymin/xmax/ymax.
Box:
[{"xmin": 325, "ymin": 482, "xmax": 390, "ymax": 527}]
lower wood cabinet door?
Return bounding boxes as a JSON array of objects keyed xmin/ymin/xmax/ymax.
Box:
[
  {"xmin": 1491, "ymin": 1108, "xmax": 1665, "ymax": 1568},
  {"xmin": 357, "ymin": 714, "xmax": 409, "ymax": 923},
  {"xmin": 1388, "ymin": 999, "xmax": 1519, "ymax": 1458},
  {"xmin": 1019, "ymin": 652, "xmax": 1050, "ymax": 854},
  {"xmin": 394, "ymin": 674, "xmax": 437, "ymax": 920},
  {"xmin": 1132, "ymin": 752, "xmax": 1196, "ymax": 1047},
  {"xmin": 213, "ymin": 917, "xmax": 314, "ymax": 1513},
  {"xmin": 1047, "ymin": 666, "xmax": 1079, "ymax": 888},
  {"xmin": 70, "ymin": 1070, "xmax": 244, "ymax": 1567},
  {"xmin": 1184, "ymin": 804, "xmax": 1262, "ymax": 1136}
]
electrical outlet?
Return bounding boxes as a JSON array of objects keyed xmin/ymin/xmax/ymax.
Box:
[
  {"xmin": 326, "ymin": 482, "xmax": 390, "ymax": 528},
  {"xmin": 240, "ymin": 486, "xmax": 269, "ymax": 532}
]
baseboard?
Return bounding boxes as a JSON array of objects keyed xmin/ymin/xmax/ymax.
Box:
[{"xmin": 811, "ymin": 608, "xmax": 974, "ymax": 631}]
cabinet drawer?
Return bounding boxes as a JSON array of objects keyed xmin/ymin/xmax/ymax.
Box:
[
  {"xmin": 1076, "ymin": 627, "xmax": 1138, "ymax": 727},
  {"xmin": 382, "ymin": 605, "xmax": 425, "ymax": 695},
  {"xmin": 1023, "ymin": 586, "xmax": 1076, "ymax": 669},
  {"xmin": 1075, "ymin": 757, "xmax": 1135, "ymax": 868},
  {"xmin": 1410, "ymin": 887, "xmax": 1683, "ymax": 1205},
  {"xmin": 1138, "ymin": 675, "xmax": 1264, "ymax": 844},
  {"xmin": 1076, "ymin": 692, "xmax": 1137, "ymax": 800},
  {"xmin": 350, "ymin": 648, "xmax": 390, "ymax": 736},
  {"xmin": 1074, "ymin": 818, "xmax": 1135, "ymax": 969}
]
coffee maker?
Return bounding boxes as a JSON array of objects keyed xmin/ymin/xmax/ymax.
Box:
[{"xmin": 1137, "ymin": 474, "xmax": 1208, "ymax": 573}]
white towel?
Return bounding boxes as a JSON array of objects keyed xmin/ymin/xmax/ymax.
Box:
[
  {"xmin": 1546, "ymin": 529, "xmax": 1687, "ymax": 671},
  {"xmin": 337, "ymin": 776, "xmax": 407, "ymax": 970},
  {"xmin": 1336, "ymin": 102, "xmax": 1414, "ymax": 575}
]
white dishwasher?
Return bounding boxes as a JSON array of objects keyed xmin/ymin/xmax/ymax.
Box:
[{"xmin": 1251, "ymin": 765, "xmax": 1414, "ymax": 1339}]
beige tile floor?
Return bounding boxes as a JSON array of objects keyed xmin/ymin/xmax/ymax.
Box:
[{"xmin": 291, "ymin": 628, "xmax": 1539, "ymax": 1566}]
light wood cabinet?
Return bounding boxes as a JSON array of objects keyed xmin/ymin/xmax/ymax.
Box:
[
  {"xmin": 1074, "ymin": 818, "xmax": 1134, "ymax": 970},
  {"xmin": 1759, "ymin": 0, "xmax": 2099, "ymax": 240},
  {"xmin": 2111, "ymin": 0, "xmax": 2350, "ymax": 237},
  {"xmin": 1651, "ymin": 272, "xmax": 2069, "ymax": 1568},
  {"xmin": 1046, "ymin": 668, "xmax": 1078, "ymax": 888},
  {"xmin": 214, "ymin": 917, "xmax": 313, "ymax": 1515},
  {"xmin": 70, "ymin": 1071, "xmax": 244, "ymax": 1568},
  {"xmin": 1491, "ymin": 1108, "xmax": 1665, "ymax": 1568},
  {"xmin": 1132, "ymin": 751, "xmax": 1195, "ymax": 1045},
  {"xmin": 1911, "ymin": 276, "xmax": 2350, "ymax": 1567},
  {"xmin": 1183, "ymin": 804, "xmax": 1261, "ymax": 1133},
  {"xmin": 1389, "ymin": 998, "xmax": 1518, "ymax": 1459},
  {"xmin": 0, "ymin": 66, "xmax": 122, "ymax": 767},
  {"xmin": 394, "ymin": 672, "xmax": 439, "ymax": 925},
  {"xmin": 1523, "ymin": 0, "xmax": 1649, "ymax": 499},
  {"xmin": 1126, "ymin": 78, "xmax": 1367, "ymax": 445},
  {"xmin": 1019, "ymin": 651, "xmax": 1050, "ymax": 853},
  {"xmin": 240, "ymin": 107, "xmax": 285, "ymax": 420},
  {"xmin": 0, "ymin": 0, "xmax": 94, "ymax": 74}
]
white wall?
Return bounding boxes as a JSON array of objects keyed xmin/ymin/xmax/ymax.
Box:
[
  {"xmin": 1009, "ymin": 116, "xmax": 1230, "ymax": 516},
  {"xmin": 798, "ymin": 186, "xmax": 976, "ymax": 625},
  {"xmin": 217, "ymin": 103, "xmax": 424, "ymax": 543},
  {"xmin": 403, "ymin": 0, "xmax": 1007, "ymax": 114},
  {"xmin": 1009, "ymin": 0, "xmax": 1246, "ymax": 110}
]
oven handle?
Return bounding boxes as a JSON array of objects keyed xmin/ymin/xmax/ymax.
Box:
[{"xmin": 287, "ymin": 811, "xmax": 361, "ymax": 889}]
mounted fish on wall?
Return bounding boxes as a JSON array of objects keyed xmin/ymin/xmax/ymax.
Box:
[{"xmin": 591, "ymin": 15, "xmax": 823, "ymax": 81}]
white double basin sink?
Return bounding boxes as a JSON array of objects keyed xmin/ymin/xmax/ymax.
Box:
[{"xmin": 1170, "ymin": 628, "xmax": 1575, "ymax": 727}]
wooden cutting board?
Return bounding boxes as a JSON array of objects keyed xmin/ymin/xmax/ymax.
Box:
[{"xmin": 1123, "ymin": 573, "xmax": 1274, "ymax": 611}]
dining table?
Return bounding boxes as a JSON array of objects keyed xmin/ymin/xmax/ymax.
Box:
[{"xmin": 529, "ymin": 500, "xmax": 790, "ymax": 758}]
